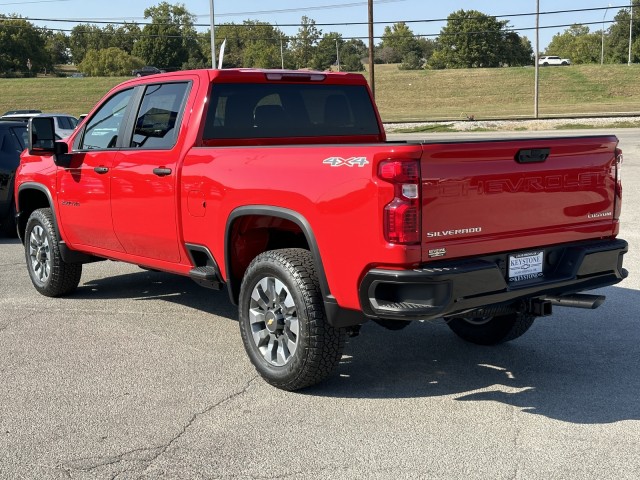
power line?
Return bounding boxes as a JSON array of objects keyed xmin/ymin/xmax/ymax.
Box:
[
  {"xmin": 0, "ymin": 17, "xmax": 620, "ymax": 42},
  {"xmin": 0, "ymin": 0, "xmax": 70, "ymax": 5},
  {"xmin": 1, "ymin": 4, "xmax": 632, "ymax": 29}
]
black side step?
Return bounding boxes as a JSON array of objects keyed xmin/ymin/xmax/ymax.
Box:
[{"xmin": 189, "ymin": 266, "xmax": 222, "ymax": 290}]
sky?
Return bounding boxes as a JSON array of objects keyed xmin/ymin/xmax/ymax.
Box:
[{"xmin": 0, "ymin": 0, "xmax": 631, "ymax": 51}]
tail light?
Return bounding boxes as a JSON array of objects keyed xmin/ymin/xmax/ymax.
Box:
[
  {"xmin": 614, "ymin": 148, "xmax": 623, "ymax": 219},
  {"xmin": 615, "ymin": 148, "xmax": 623, "ymax": 185},
  {"xmin": 379, "ymin": 159, "xmax": 421, "ymax": 244}
]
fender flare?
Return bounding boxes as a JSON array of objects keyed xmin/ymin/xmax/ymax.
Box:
[
  {"xmin": 17, "ymin": 182, "xmax": 57, "ymax": 240},
  {"xmin": 17, "ymin": 182, "xmax": 94, "ymax": 263},
  {"xmin": 224, "ymin": 206, "xmax": 331, "ymax": 305}
]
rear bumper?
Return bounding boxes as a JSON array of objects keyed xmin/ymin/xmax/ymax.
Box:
[{"xmin": 359, "ymin": 238, "xmax": 628, "ymax": 321}]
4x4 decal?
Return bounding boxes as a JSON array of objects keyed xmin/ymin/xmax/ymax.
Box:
[{"xmin": 323, "ymin": 157, "xmax": 369, "ymax": 167}]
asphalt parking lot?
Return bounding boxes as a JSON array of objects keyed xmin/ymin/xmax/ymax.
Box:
[{"xmin": 1, "ymin": 129, "xmax": 639, "ymax": 479}]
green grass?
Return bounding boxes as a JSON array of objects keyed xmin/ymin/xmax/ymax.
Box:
[
  {"xmin": 368, "ymin": 64, "xmax": 640, "ymax": 122},
  {"xmin": 2, "ymin": 64, "xmax": 640, "ymax": 122},
  {"xmin": 0, "ymin": 77, "xmax": 127, "ymax": 117}
]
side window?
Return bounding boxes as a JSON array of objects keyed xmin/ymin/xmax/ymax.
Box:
[
  {"xmin": 130, "ymin": 82, "xmax": 189, "ymax": 149},
  {"xmin": 10, "ymin": 128, "xmax": 27, "ymax": 151},
  {"xmin": 79, "ymin": 88, "xmax": 133, "ymax": 150}
]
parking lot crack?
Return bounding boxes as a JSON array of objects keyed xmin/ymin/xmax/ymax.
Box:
[{"xmin": 61, "ymin": 375, "xmax": 259, "ymax": 477}]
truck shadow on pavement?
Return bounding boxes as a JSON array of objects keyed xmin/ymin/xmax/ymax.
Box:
[
  {"xmin": 74, "ymin": 268, "xmax": 238, "ymax": 321},
  {"xmin": 313, "ymin": 285, "xmax": 640, "ymax": 425},
  {"xmin": 72, "ymin": 269, "xmax": 638, "ymax": 424}
]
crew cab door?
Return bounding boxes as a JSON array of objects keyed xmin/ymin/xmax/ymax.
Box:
[
  {"xmin": 110, "ymin": 81, "xmax": 192, "ymax": 263},
  {"xmin": 58, "ymin": 88, "xmax": 135, "ymax": 252}
]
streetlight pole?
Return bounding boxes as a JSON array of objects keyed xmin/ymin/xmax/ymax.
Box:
[
  {"xmin": 630, "ymin": 0, "xmax": 635, "ymax": 65},
  {"xmin": 209, "ymin": 0, "xmax": 216, "ymax": 69},
  {"xmin": 601, "ymin": 4, "xmax": 611, "ymax": 65},
  {"xmin": 534, "ymin": 0, "xmax": 539, "ymax": 118},
  {"xmin": 368, "ymin": 0, "xmax": 375, "ymax": 98}
]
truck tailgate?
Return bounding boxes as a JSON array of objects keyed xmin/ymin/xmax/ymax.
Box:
[{"xmin": 420, "ymin": 136, "xmax": 620, "ymax": 262}]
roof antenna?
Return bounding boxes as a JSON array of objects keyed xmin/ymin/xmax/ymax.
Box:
[{"xmin": 218, "ymin": 39, "xmax": 227, "ymax": 70}]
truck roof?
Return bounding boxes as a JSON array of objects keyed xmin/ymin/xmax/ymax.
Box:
[{"xmin": 115, "ymin": 68, "xmax": 370, "ymax": 88}]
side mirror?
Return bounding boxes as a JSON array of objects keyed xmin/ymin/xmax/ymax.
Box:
[{"xmin": 28, "ymin": 117, "xmax": 68, "ymax": 156}]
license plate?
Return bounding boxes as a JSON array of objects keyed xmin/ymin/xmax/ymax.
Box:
[{"xmin": 508, "ymin": 251, "xmax": 544, "ymax": 282}]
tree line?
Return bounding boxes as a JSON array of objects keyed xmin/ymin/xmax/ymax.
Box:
[
  {"xmin": 546, "ymin": 1, "xmax": 640, "ymax": 64},
  {"xmin": 0, "ymin": 2, "xmax": 638, "ymax": 77}
]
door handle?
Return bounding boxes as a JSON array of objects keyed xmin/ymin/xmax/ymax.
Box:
[
  {"xmin": 94, "ymin": 166, "xmax": 109, "ymax": 174},
  {"xmin": 153, "ymin": 167, "xmax": 172, "ymax": 177}
]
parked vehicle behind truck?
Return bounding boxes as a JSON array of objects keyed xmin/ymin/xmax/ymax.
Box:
[{"xmin": 15, "ymin": 69, "xmax": 628, "ymax": 390}]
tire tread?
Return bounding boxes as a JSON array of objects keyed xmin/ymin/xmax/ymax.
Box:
[
  {"xmin": 25, "ymin": 208, "xmax": 82, "ymax": 297},
  {"xmin": 239, "ymin": 248, "xmax": 345, "ymax": 391}
]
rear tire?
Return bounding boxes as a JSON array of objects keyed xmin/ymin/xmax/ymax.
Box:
[
  {"xmin": 238, "ymin": 248, "xmax": 346, "ymax": 391},
  {"xmin": 24, "ymin": 208, "xmax": 82, "ymax": 297},
  {"xmin": 446, "ymin": 313, "xmax": 535, "ymax": 345}
]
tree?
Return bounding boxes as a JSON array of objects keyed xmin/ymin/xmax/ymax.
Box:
[
  {"xmin": 312, "ymin": 32, "xmax": 343, "ymax": 70},
  {"xmin": 78, "ymin": 47, "xmax": 144, "ymax": 76},
  {"xmin": 430, "ymin": 9, "xmax": 531, "ymax": 69},
  {"xmin": 340, "ymin": 39, "xmax": 367, "ymax": 71},
  {"xmin": 290, "ymin": 16, "xmax": 321, "ymax": 69},
  {"xmin": 209, "ymin": 21, "xmax": 285, "ymax": 69},
  {"xmin": 69, "ymin": 24, "xmax": 108, "ymax": 65},
  {"xmin": 504, "ymin": 33, "xmax": 533, "ymax": 66},
  {"xmin": 416, "ymin": 37, "xmax": 437, "ymax": 63},
  {"xmin": 0, "ymin": 15, "xmax": 51, "ymax": 75},
  {"xmin": 132, "ymin": 2, "xmax": 201, "ymax": 70},
  {"xmin": 398, "ymin": 51, "xmax": 423, "ymax": 70},
  {"xmin": 103, "ymin": 23, "xmax": 140, "ymax": 56},
  {"xmin": 545, "ymin": 25, "xmax": 601, "ymax": 64},
  {"xmin": 44, "ymin": 31, "xmax": 70, "ymax": 66},
  {"xmin": 239, "ymin": 21, "xmax": 285, "ymax": 69},
  {"xmin": 605, "ymin": 0, "xmax": 640, "ymax": 63},
  {"xmin": 380, "ymin": 22, "xmax": 422, "ymax": 64}
]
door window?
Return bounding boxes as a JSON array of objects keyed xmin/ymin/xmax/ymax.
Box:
[
  {"xmin": 78, "ymin": 88, "xmax": 133, "ymax": 150},
  {"xmin": 130, "ymin": 82, "xmax": 190, "ymax": 149}
]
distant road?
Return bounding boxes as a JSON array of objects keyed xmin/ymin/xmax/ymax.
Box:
[{"xmin": 388, "ymin": 127, "xmax": 640, "ymax": 148}]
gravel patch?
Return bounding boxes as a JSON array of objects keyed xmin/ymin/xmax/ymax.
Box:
[{"xmin": 384, "ymin": 116, "xmax": 640, "ymax": 132}]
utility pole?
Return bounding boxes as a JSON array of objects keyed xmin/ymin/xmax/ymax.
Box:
[
  {"xmin": 368, "ymin": 0, "xmax": 375, "ymax": 97},
  {"xmin": 209, "ymin": 0, "xmax": 216, "ymax": 69},
  {"xmin": 601, "ymin": 4, "xmax": 611, "ymax": 65},
  {"xmin": 534, "ymin": 0, "xmax": 540, "ymax": 118},
  {"xmin": 336, "ymin": 39, "xmax": 341, "ymax": 72}
]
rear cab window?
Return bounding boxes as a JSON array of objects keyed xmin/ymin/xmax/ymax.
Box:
[{"xmin": 202, "ymin": 82, "xmax": 381, "ymax": 146}]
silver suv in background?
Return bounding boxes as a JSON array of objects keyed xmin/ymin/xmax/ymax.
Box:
[{"xmin": 0, "ymin": 113, "xmax": 78, "ymax": 138}]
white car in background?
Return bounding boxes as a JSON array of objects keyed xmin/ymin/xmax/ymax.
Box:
[
  {"xmin": 538, "ymin": 55, "xmax": 571, "ymax": 66},
  {"xmin": 0, "ymin": 113, "xmax": 78, "ymax": 138}
]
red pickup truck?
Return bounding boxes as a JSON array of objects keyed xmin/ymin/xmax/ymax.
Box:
[{"xmin": 15, "ymin": 69, "xmax": 627, "ymax": 390}]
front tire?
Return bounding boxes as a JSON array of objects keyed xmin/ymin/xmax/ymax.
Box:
[
  {"xmin": 239, "ymin": 249, "xmax": 346, "ymax": 391},
  {"xmin": 24, "ymin": 208, "xmax": 82, "ymax": 297},
  {"xmin": 446, "ymin": 313, "xmax": 535, "ymax": 345}
]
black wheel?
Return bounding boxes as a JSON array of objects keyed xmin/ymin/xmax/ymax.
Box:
[
  {"xmin": 446, "ymin": 313, "xmax": 535, "ymax": 345},
  {"xmin": 1, "ymin": 201, "xmax": 17, "ymax": 237},
  {"xmin": 239, "ymin": 248, "xmax": 346, "ymax": 391},
  {"xmin": 24, "ymin": 208, "xmax": 82, "ymax": 297}
]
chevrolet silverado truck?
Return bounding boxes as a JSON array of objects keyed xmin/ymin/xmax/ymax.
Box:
[{"xmin": 15, "ymin": 69, "xmax": 628, "ymax": 390}]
